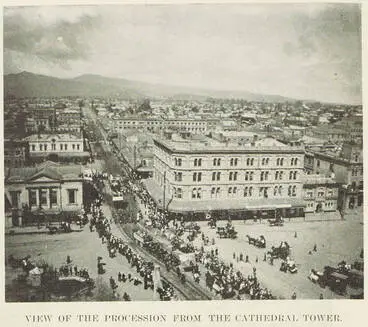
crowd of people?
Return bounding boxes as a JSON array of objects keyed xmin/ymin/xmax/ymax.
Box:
[{"xmin": 87, "ymin": 189, "xmax": 177, "ymax": 301}]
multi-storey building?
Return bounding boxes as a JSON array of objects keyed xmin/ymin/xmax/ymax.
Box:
[
  {"xmin": 302, "ymin": 174, "xmax": 340, "ymax": 214},
  {"xmin": 24, "ymin": 133, "xmax": 89, "ymax": 164},
  {"xmin": 113, "ymin": 117, "xmax": 219, "ymax": 134},
  {"xmin": 150, "ymin": 135, "xmax": 305, "ymax": 220},
  {"xmin": 5, "ymin": 162, "xmax": 83, "ymax": 227},
  {"xmin": 305, "ymin": 141, "xmax": 363, "ymax": 211}
]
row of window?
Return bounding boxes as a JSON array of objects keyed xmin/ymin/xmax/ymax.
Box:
[
  {"xmin": 30, "ymin": 143, "xmax": 81, "ymax": 151},
  {"xmin": 172, "ymin": 185, "xmax": 299, "ymax": 199},
  {"xmin": 351, "ymin": 167, "xmax": 363, "ymax": 176},
  {"xmin": 27, "ymin": 188, "xmax": 77, "ymax": 207},
  {"xmin": 174, "ymin": 157, "xmax": 300, "ymax": 167},
  {"xmin": 185, "ymin": 170, "xmax": 300, "ymax": 182}
]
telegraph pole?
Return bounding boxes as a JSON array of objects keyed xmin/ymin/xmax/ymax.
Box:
[{"xmin": 163, "ymin": 171, "xmax": 166, "ymax": 211}]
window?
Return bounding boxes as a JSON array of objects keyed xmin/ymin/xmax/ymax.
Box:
[
  {"xmin": 39, "ymin": 144, "xmax": 43, "ymax": 151},
  {"xmin": 292, "ymin": 186, "xmax": 297, "ymax": 197},
  {"xmin": 44, "ymin": 144, "xmax": 48, "ymax": 151},
  {"xmin": 194, "ymin": 158, "xmax": 198, "ymax": 166},
  {"xmin": 289, "ymin": 171, "xmax": 293, "ymax": 180},
  {"xmin": 216, "ymin": 172, "xmax": 221, "ymax": 181},
  {"xmin": 288, "ymin": 186, "xmax": 292, "ymax": 196},
  {"xmin": 29, "ymin": 190, "xmax": 37, "ymax": 207},
  {"xmin": 194, "ymin": 158, "xmax": 202, "ymax": 167},
  {"xmin": 274, "ymin": 186, "xmax": 278, "ymax": 196},
  {"xmin": 294, "ymin": 158, "xmax": 298, "ymax": 166},
  {"xmin": 196, "ymin": 188, "xmax": 202, "ymax": 199},
  {"xmin": 278, "ymin": 186, "xmax": 282, "ymax": 195},
  {"xmin": 64, "ymin": 144, "xmax": 68, "ymax": 151},
  {"xmin": 260, "ymin": 172, "xmax": 264, "ymax": 181},
  {"xmin": 192, "ymin": 188, "xmax": 197, "ymax": 199},
  {"xmin": 31, "ymin": 145, "xmax": 35, "ymax": 151},
  {"xmin": 193, "ymin": 172, "xmax": 202, "ymax": 182},
  {"xmin": 265, "ymin": 171, "xmax": 269, "ymax": 180},
  {"xmin": 234, "ymin": 172, "xmax": 238, "ymax": 181},
  {"xmin": 174, "ymin": 172, "xmax": 182, "ymax": 182},
  {"xmin": 211, "ymin": 187, "xmax": 216, "ymax": 197},
  {"xmin": 279, "ymin": 171, "xmax": 283, "ymax": 180},
  {"xmin": 72, "ymin": 144, "xmax": 75, "ymax": 150},
  {"xmin": 50, "ymin": 189, "xmax": 58, "ymax": 206},
  {"xmin": 293, "ymin": 171, "xmax": 297, "ymax": 180},
  {"xmin": 60, "ymin": 144, "xmax": 63, "ymax": 150},
  {"xmin": 228, "ymin": 187, "xmax": 232, "ymax": 195},
  {"xmin": 175, "ymin": 158, "xmax": 182, "ymax": 166},
  {"xmin": 275, "ymin": 171, "xmax": 279, "ymax": 180},
  {"xmin": 212, "ymin": 172, "xmax": 216, "ymax": 181},
  {"xmin": 306, "ymin": 191, "xmax": 313, "ymax": 198},
  {"xmin": 280, "ymin": 158, "xmax": 284, "ymax": 166},
  {"xmin": 174, "ymin": 188, "xmax": 182, "ymax": 199},
  {"xmin": 40, "ymin": 189, "xmax": 47, "ymax": 206},
  {"xmin": 245, "ymin": 172, "xmax": 249, "ymax": 181},
  {"xmin": 67, "ymin": 189, "xmax": 77, "ymax": 204},
  {"xmin": 77, "ymin": 144, "xmax": 80, "ymax": 150},
  {"xmin": 216, "ymin": 187, "xmax": 221, "ymax": 195},
  {"xmin": 229, "ymin": 172, "xmax": 233, "ymax": 181},
  {"xmin": 277, "ymin": 158, "xmax": 280, "ymax": 165},
  {"xmin": 213, "ymin": 158, "xmax": 217, "ymax": 166},
  {"xmin": 52, "ymin": 144, "xmax": 56, "ymax": 150},
  {"xmin": 231, "ymin": 158, "xmax": 238, "ymax": 166},
  {"xmin": 230, "ymin": 158, "xmax": 234, "ymax": 166},
  {"xmin": 291, "ymin": 158, "xmax": 294, "ymax": 166},
  {"xmin": 249, "ymin": 172, "xmax": 254, "ymax": 181},
  {"xmin": 316, "ymin": 160, "xmax": 320, "ymax": 168}
]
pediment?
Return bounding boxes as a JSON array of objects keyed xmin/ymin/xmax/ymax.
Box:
[{"xmin": 29, "ymin": 175, "xmax": 61, "ymax": 183}]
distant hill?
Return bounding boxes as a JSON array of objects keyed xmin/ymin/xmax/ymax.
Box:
[{"xmin": 4, "ymin": 71, "xmax": 294, "ymax": 102}]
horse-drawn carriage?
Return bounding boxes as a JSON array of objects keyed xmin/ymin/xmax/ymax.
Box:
[
  {"xmin": 48, "ymin": 222, "xmax": 72, "ymax": 234},
  {"xmin": 268, "ymin": 242, "xmax": 290, "ymax": 260},
  {"xmin": 268, "ymin": 217, "xmax": 284, "ymax": 227},
  {"xmin": 280, "ymin": 258, "xmax": 298, "ymax": 273},
  {"xmin": 309, "ymin": 266, "xmax": 348, "ymax": 295},
  {"xmin": 217, "ymin": 225, "xmax": 237, "ymax": 239},
  {"xmin": 246, "ymin": 235, "xmax": 266, "ymax": 248}
]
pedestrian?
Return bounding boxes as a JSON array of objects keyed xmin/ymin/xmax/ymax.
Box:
[
  {"xmin": 256, "ymin": 256, "xmax": 258, "ymax": 263},
  {"xmin": 215, "ymin": 248, "xmax": 218, "ymax": 256},
  {"xmin": 294, "ymin": 231, "xmax": 297, "ymax": 238},
  {"xmin": 319, "ymin": 293, "xmax": 324, "ymax": 300},
  {"xmin": 313, "ymin": 244, "xmax": 317, "ymax": 252},
  {"xmin": 233, "ymin": 252, "xmax": 236, "ymax": 259},
  {"xmin": 74, "ymin": 266, "xmax": 78, "ymax": 275},
  {"xmin": 118, "ymin": 272, "xmax": 121, "ymax": 282},
  {"xmin": 270, "ymin": 257, "xmax": 274, "ymax": 265},
  {"xmin": 245, "ymin": 255, "xmax": 249, "ymax": 263},
  {"xmin": 291, "ymin": 292, "xmax": 297, "ymax": 300},
  {"xmin": 66, "ymin": 255, "xmax": 71, "ymax": 264},
  {"xmin": 239, "ymin": 253, "xmax": 243, "ymax": 261},
  {"xmin": 263, "ymin": 253, "xmax": 267, "ymax": 262}
]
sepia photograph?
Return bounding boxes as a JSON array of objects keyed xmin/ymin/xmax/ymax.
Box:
[{"xmin": 3, "ymin": 3, "xmax": 364, "ymax": 304}]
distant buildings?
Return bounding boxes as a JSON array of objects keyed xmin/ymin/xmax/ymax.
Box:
[
  {"xmin": 4, "ymin": 139, "xmax": 29, "ymax": 168},
  {"xmin": 113, "ymin": 117, "xmax": 219, "ymax": 134},
  {"xmin": 4, "ymin": 162, "xmax": 83, "ymax": 227}
]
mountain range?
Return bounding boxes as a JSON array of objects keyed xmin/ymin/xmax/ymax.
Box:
[{"xmin": 4, "ymin": 71, "xmax": 294, "ymax": 103}]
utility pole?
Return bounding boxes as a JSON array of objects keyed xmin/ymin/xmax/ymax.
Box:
[
  {"xmin": 133, "ymin": 145, "xmax": 137, "ymax": 170},
  {"xmin": 163, "ymin": 171, "xmax": 166, "ymax": 211}
]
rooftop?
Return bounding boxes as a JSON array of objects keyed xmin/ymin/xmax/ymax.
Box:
[{"xmin": 153, "ymin": 135, "xmax": 304, "ymax": 154}]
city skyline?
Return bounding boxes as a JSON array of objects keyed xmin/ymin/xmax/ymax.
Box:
[{"xmin": 4, "ymin": 4, "xmax": 362, "ymax": 104}]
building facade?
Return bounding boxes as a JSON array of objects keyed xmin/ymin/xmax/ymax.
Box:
[
  {"xmin": 113, "ymin": 117, "xmax": 219, "ymax": 134},
  {"xmin": 24, "ymin": 133, "xmax": 89, "ymax": 163},
  {"xmin": 5, "ymin": 163, "xmax": 83, "ymax": 227},
  {"xmin": 305, "ymin": 142, "xmax": 363, "ymax": 211},
  {"xmin": 302, "ymin": 175, "xmax": 339, "ymax": 214},
  {"xmin": 151, "ymin": 136, "xmax": 305, "ymax": 219}
]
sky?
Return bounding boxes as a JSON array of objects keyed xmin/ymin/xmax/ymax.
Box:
[{"xmin": 3, "ymin": 4, "xmax": 362, "ymax": 104}]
